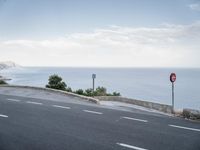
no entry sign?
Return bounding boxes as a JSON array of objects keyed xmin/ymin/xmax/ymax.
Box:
[{"xmin": 170, "ymin": 73, "xmax": 176, "ymax": 83}]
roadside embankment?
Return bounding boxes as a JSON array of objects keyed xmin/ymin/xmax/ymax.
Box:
[
  {"xmin": 0, "ymin": 85, "xmax": 99, "ymax": 104},
  {"xmin": 95, "ymin": 96, "xmax": 173, "ymax": 114},
  {"xmin": 1, "ymin": 85, "xmax": 199, "ymax": 119}
]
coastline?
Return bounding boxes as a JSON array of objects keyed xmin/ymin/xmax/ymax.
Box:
[
  {"xmin": 1, "ymin": 67, "xmax": 200, "ymax": 110},
  {"xmin": 0, "ymin": 85, "xmax": 199, "ymax": 121}
]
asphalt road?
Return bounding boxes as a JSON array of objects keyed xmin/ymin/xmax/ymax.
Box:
[{"xmin": 0, "ymin": 94, "xmax": 200, "ymax": 150}]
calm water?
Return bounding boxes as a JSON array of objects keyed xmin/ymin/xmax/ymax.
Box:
[{"xmin": 1, "ymin": 67, "xmax": 200, "ymax": 110}]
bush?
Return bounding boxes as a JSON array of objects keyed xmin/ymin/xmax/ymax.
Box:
[
  {"xmin": 112, "ymin": 92, "xmax": 121, "ymax": 96},
  {"xmin": 75, "ymin": 89, "xmax": 84, "ymax": 95},
  {"xmin": 46, "ymin": 74, "xmax": 67, "ymax": 90},
  {"xmin": 0, "ymin": 80, "xmax": 7, "ymax": 85},
  {"xmin": 85, "ymin": 88, "xmax": 94, "ymax": 96},
  {"xmin": 71, "ymin": 86, "xmax": 121, "ymax": 97},
  {"xmin": 94, "ymin": 86, "xmax": 107, "ymax": 96},
  {"xmin": 66, "ymin": 87, "xmax": 72, "ymax": 92},
  {"xmin": 45, "ymin": 74, "xmax": 121, "ymax": 97}
]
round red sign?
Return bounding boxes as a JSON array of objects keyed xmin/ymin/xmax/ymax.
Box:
[{"xmin": 170, "ymin": 73, "xmax": 176, "ymax": 82}]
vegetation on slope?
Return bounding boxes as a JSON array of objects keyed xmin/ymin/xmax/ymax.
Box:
[{"xmin": 46, "ymin": 74, "xmax": 121, "ymax": 97}]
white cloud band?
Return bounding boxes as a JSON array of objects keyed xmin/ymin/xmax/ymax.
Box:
[{"xmin": 0, "ymin": 22, "xmax": 200, "ymax": 67}]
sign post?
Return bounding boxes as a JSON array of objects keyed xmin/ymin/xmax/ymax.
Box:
[
  {"xmin": 92, "ymin": 74, "xmax": 96, "ymax": 92},
  {"xmin": 170, "ymin": 73, "xmax": 176, "ymax": 113}
]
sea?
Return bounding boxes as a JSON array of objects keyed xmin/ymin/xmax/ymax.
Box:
[{"xmin": 0, "ymin": 67, "xmax": 200, "ymax": 110}]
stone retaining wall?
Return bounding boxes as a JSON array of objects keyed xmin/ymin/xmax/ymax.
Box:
[{"xmin": 95, "ymin": 96, "xmax": 173, "ymax": 113}]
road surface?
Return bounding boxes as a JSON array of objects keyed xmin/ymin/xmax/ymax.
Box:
[{"xmin": 0, "ymin": 94, "xmax": 199, "ymax": 150}]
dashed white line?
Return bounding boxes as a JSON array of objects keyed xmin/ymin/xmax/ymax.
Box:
[
  {"xmin": 0, "ymin": 114, "xmax": 8, "ymax": 118},
  {"xmin": 52, "ymin": 105, "xmax": 71, "ymax": 109},
  {"xmin": 7, "ymin": 98, "xmax": 21, "ymax": 102},
  {"xmin": 83, "ymin": 110, "xmax": 103, "ymax": 115},
  {"xmin": 117, "ymin": 143, "xmax": 148, "ymax": 150},
  {"xmin": 122, "ymin": 116, "xmax": 148, "ymax": 123},
  {"xmin": 169, "ymin": 124, "xmax": 200, "ymax": 132},
  {"xmin": 26, "ymin": 101, "xmax": 43, "ymax": 105}
]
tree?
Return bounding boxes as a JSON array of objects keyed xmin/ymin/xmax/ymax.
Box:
[{"xmin": 46, "ymin": 74, "xmax": 67, "ymax": 90}]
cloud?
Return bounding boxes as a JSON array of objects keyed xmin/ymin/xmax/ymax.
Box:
[
  {"xmin": 0, "ymin": 22, "xmax": 200, "ymax": 67},
  {"xmin": 189, "ymin": 3, "xmax": 200, "ymax": 11}
]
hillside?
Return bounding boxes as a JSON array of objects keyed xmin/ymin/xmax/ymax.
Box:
[{"xmin": 0, "ymin": 61, "xmax": 18, "ymax": 70}]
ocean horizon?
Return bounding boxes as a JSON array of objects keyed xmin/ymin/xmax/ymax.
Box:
[{"xmin": 1, "ymin": 67, "xmax": 200, "ymax": 110}]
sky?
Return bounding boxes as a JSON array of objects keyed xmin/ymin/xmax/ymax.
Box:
[{"xmin": 0, "ymin": 0, "xmax": 200, "ymax": 67}]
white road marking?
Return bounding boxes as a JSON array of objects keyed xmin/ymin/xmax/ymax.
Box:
[
  {"xmin": 83, "ymin": 110, "xmax": 103, "ymax": 115},
  {"xmin": 7, "ymin": 98, "xmax": 21, "ymax": 102},
  {"xmin": 117, "ymin": 143, "xmax": 148, "ymax": 150},
  {"xmin": 122, "ymin": 116, "xmax": 148, "ymax": 123},
  {"xmin": 0, "ymin": 114, "xmax": 8, "ymax": 118},
  {"xmin": 52, "ymin": 105, "xmax": 71, "ymax": 109},
  {"xmin": 169, "ymin": 124, "xmax": 200, "ymax": 132},
  {"xmin": 26, "ymin": 101, "xmax": 43, "ymax": 105}
]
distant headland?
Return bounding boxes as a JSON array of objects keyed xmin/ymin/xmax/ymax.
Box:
[
  {"xmin": 0, "ymin": 61, "xmax": 19, "ymax": 70},
  {"xmin": 0, "ymin": 61, "xmax": 19, "ymax": 81}
]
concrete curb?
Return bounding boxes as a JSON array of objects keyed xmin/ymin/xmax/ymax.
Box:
[
  {"xmin": 95, "ymin": 96, "xmax": 173, "ymax": 114},
  {"xmin": 0, "ymin": 85, "xmax": 100, "ymax": 104}
]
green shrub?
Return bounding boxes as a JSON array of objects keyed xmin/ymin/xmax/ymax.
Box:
[
  {"xmin": 112, "ymin": 92, "xmax": 121, "ymax": 96},
  {"xmin": 45, "ymin": 74, "xmax": 121, "ymax": 97},
  {"xmin": 85, "ymin": 88, "xmax": 94, "ymax": 96},
  {"xmin": 46, "ymin": 74, "xmax": 67, "ymax": 90},
  {"xmin": 0, "ymin": 80, "xmax": 7, "ymax": 85},
  {"xmin": 94, "ymin": 86, "xmax": 107, "ymax": 96},
  {"xmin": 75, "ymin": 89, "xmax": 84, "ymax": 95},
  {"xmin": 66, "ymin": 87, "xmax": 72, "ymax": 92}
]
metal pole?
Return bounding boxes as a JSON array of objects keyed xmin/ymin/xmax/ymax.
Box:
[
  {"xmin": 172, "ymin": 82, "xmax": 174, "ymax": 114},
  {"xmin": 92, "ymin": 77, "xmax": 95, "ymax": 92}
]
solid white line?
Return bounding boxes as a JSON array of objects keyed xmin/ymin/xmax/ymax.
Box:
[
  {"xmin": 0, "ymin": 114, "xmax": 8, "ymax": 118},
  {"xmin": 83, "ymin": 110, "xmax": 103, "ymax": 115},
  {"xmin": 26, "ymin": 101, "xmax": 43, "ymax": 105},
  {"xmin": 7, "ymin": 98, "xmax": 21, "ymax": 102},
  {"xmin": 122, "ymin": 116, "xmax": 148, "ymax": 123},
  {"xmin": 117, "ymin": 143, "xmax": 148, "ymax": 150},
  {"xmin": 169, "ymin": 124, "xmax": 200, "ymax": 132},
  {"xmin": 52, "ymin": 105, "xmax": 71, "ymax": 109}
]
